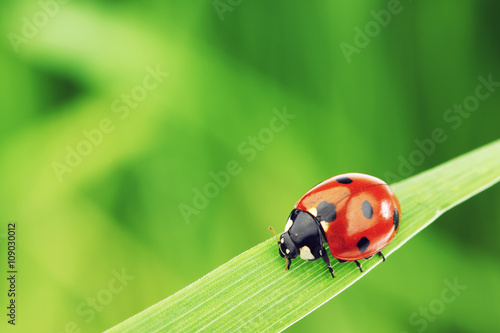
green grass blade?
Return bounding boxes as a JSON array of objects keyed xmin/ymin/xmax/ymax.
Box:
[{"xmin": 105, "ymin": 139, "xmax": 500, "ymax": 333}]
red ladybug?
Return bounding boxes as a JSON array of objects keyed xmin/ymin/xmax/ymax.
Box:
[{"xmin": 274, "ymin": 173, "xmax": 401, "ymax": 278}]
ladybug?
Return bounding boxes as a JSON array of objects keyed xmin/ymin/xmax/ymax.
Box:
[{"xmin": 273, "ymin": 173, "xmax": 401, "ymax": 278}]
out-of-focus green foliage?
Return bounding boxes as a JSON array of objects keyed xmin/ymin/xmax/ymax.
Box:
[{"xmin": 0, "ymin": 1, "xmax": 498, "ymax": 332}]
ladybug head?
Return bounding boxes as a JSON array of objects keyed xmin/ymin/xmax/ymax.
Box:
[
  {"xmin": 280, "ymin": 209, "xmax": 327, "ymax": 269},
  {"xmin": 278, "ymin": 232, "xmax": 299, "ymax": 268}
]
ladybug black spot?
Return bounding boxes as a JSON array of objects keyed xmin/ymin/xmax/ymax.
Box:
[
  {"xmin": 336, "ymin": 176, "xmax": 353, "ymax": 184},
  {"xmin": 317, "ymin": 201, "xmax": 336, "ymax": 222},
  {"xmin": 393, "ymin": 208, "xmax": 400, "ymax": 230},
  {"xmin": 357, "ymin": 237, "xmax": 370, "ymax": 253},
  {"xmin": 361, "ymin": 200, "xmax": 373, "ymax": 219}
]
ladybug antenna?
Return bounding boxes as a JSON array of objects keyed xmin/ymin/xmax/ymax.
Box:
[{"xmin": 269, "ymin": 226, "xmax": 280, "ymax": 243}]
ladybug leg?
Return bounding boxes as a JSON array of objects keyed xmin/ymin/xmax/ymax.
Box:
[
  {"xmin": 320, "ymin": 250, "xmax": 335, "ymax": 278},
  {"xmin": 377, "ymin": 251, "xmax": 386, "ymax": 262},
  {"xmin": 337, "ymin": 258, "xmax": 346, "ymax": 263},
  {"xmin": 354, "ymin": 260, "xmax": 363, "ymax": 273},
  {"xmin": 285, "ymin": 257, "xmax": 291, "ymax": 271}
]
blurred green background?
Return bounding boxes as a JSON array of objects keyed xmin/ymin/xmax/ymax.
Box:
[{"xmin": 1, "ymin": 1, "xmax": 499, "ymax": 332}]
